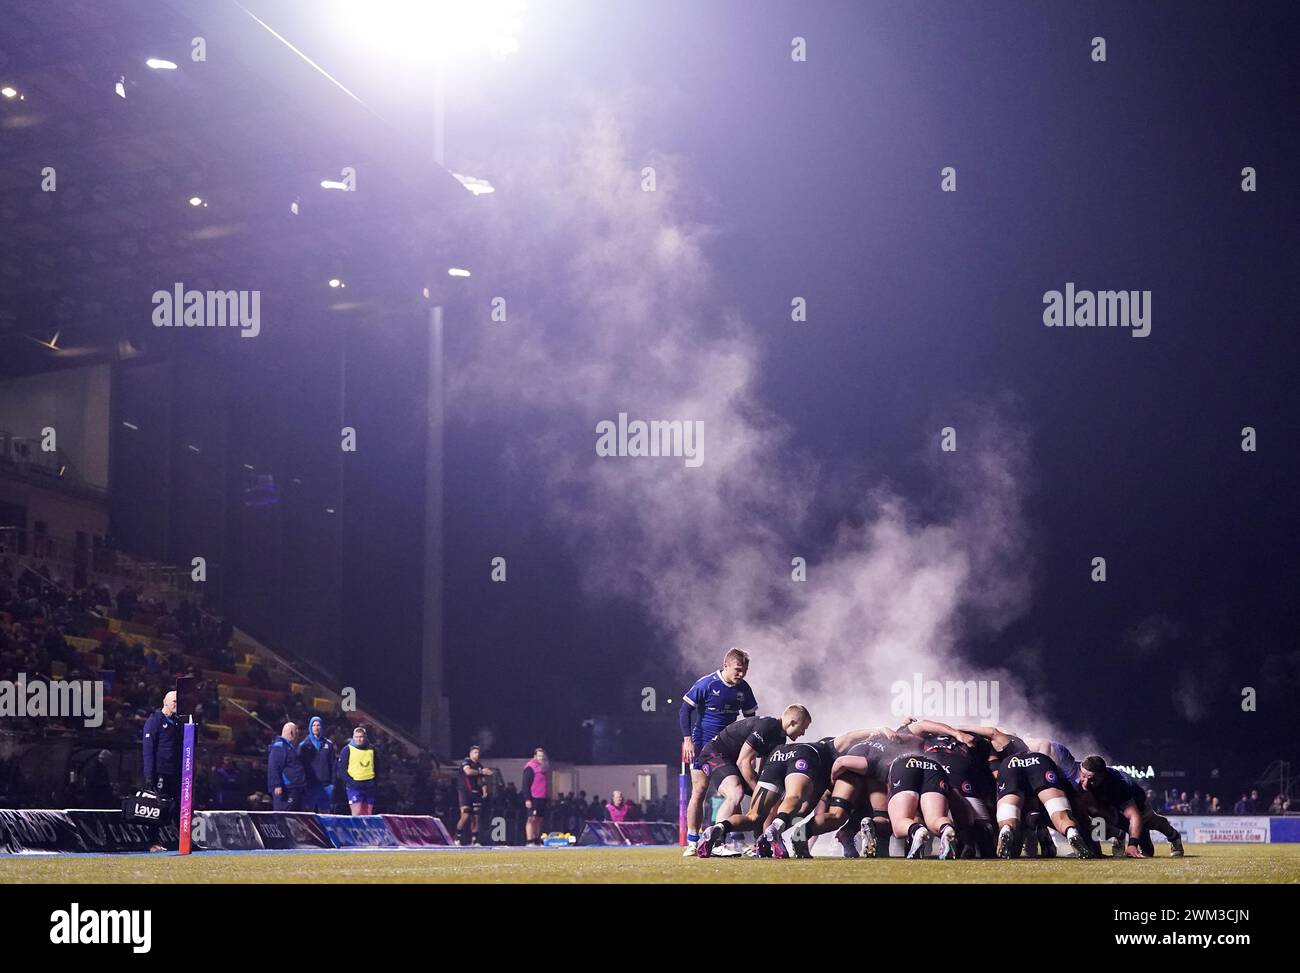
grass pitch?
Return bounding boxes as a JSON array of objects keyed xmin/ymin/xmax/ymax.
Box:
[{"xmin": 3, "ymin": 843, "xmax": 1298, "ymax": 884}]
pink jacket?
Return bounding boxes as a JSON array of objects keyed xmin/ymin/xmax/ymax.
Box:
[
  {"xmin": 523, "ymin": 758, "xmax": 549, "ymax": 799},
  {"xmin": 605, "ymin": 801, "xmax": 633, "ymax": 822}
]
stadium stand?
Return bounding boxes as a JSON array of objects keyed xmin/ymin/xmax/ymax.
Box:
[{"xmin": 0, "ymin": 532, "xmax": 679, "ymax": 842}]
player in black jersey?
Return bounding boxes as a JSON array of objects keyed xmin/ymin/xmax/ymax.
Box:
[
  {"xmin": 913, "ymin": 723, "xmax": 997, "ymax": 857},
  {"xmin": 959, "ymin": 724, "xmax": 1084, "ymax": 857},
  {"xmin": 796, "ymin": 725, "xmax": 912, "ymax": 857},
  {"xmin": 696, "ymin": 738, "xmax": 835, "ymax": 859},
  {"xmin": 886, "ymin": 750, "xmax": 959, "ymax": 859},
  {"xmin": 695, "ymin": 704, "xmax": 811, "ymax": 829},
  {"xmin": 1079, "ymin": 755, "xmax": 1183, "ymax": 857},
  {"xmin": 991, "ymin": 743, "xmax": 1094, "ymax": 858},
  {"xmin": 455, "ymin": 745, "xmax": 493, "ymax": 846}
]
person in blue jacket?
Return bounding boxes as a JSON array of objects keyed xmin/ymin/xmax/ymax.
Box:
[
  {"xmin": 141, "ymin": 689, "xmax": 182, "ymax": 796},
  {"xmin": 267, "ymin": 722, "xmax": 306, "ymax": 811},
  {"xmin": 298, "ymin": 716, "xmax": 337, "ymax": 812}
]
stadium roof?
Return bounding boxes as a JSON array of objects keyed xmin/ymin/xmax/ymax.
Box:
[{"xmin": 0, "ymin": 0, "xmax": 479, "ymax": 380}]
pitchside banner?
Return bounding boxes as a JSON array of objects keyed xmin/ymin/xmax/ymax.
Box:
[
  {"xmin": 0, "ymin": 809, "xmax": 85, "ymax": 854},
  {"xmin": 578, "ymin": 820, "xmax": 679, "ymax": 846},
  {"xmin": 1161, "ymin": 816, "xmax": 1271, "ymax": 843},
  {"xmin": 381, "ymin": 814, "xmax": 453, "ymax": 847},
  {"xmin": 193, "ymin": 811, "xmax": 263, "ymax": 851},
  {"xmin": 66, "ymin": 809, "xmax": 177, "ymax": 853},
  {"xmin": 250, "ymin": 812, "xmax": 332, "ymax": 849},
  {"xmin": 317, "ymin": 813, "xmax": 400, "ymax": 848}
]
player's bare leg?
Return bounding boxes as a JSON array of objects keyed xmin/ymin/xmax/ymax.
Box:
[
  {"xmin": 696, "ymin": 787, "xmax": 776, "ymax": 857},
  {"xmin": 1037, "ymin": 788, "xmax": 1092, "ymax": 857},
  {"xmin": 888, "ymin": 790, "xmax": 931, "ymax": 858},
  {"xmin": 806, "ymin": 774, "xmax": 863, "ymax": 856},
  {"xmin": 716, "ymin": 775, "xmax": 747, "ymax": 822},
  {"xmin": 995, "ymin": 792, "xmax": 1023, "ymax": 858},
  {"xmin": 754, "ymin": 774, "xmax": 817, "ymax": 859},
  {"xmin": 920, "ymin": 791, "xmax": 958, "ymax": 859},
  {"xmin": 685, "ymin": 768, "xmax": 709, "ymax": 853}
]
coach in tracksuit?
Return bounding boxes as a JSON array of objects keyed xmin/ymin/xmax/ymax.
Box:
[
  {"xmin": 298, "ymin": 716, "xmax": 337, "ymax": 812},
  {"xmin": 267, "ymin": 722, "xmax": 306, "ymax": 811},
  {"xmin": 142, "ymin": 690, "xmax": 182, "ymax": 802}
]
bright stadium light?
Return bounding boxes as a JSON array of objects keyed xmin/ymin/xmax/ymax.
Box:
[
  {"xmin": 146, "ymin": 58, "xmax": 178, "ymax": 70},
  {"xmin": 452, "ymin": 172, "xmax": 495, "ymax": 196},
  {"xmin": 333, "ymin": 0, "xmax": 526, "ymax": 62},
  {"xmin": 335, "ymin": 0, "xmax": 527, "ymax": 61}
]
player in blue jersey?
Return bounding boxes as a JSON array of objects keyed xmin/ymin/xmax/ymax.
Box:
[
  {"xmin": 1079, "ymin": 755, "xmax": 1183, "ymax": 857},
  {"xmin": 680, "ymin": 648, "xmax": 757, "ymax": 856}
]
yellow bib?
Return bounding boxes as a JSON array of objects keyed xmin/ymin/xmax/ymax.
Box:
[{"xmin": 348, "ymin": 746, "xmax": 375, "ymax": 781}]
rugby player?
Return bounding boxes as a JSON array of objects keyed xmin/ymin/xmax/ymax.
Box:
[
  {"xmin": 694, "ymin": 704, "xmax": 812, "ymax": 833},
  {"xmin": 680, "ymin": 648, "xmax": 758, "ymax": 855},
  {"xmin": 1026, "ymin": 736, "xmax": 1082, "ymax": 785},
  {"xmin": 455, "ymin": 744, "xmax": 492, "ymax": 846},
  {"xmin": 907, "ymin": 721, "xmax": 995, "ymax": 857},
  {"xmin": 886, "ymin": 749, "xmax": 959, "ymax": 859},
  {"xmin": 991, "ymin": 741, "xmax": 1093, "ymax": 859},
  {"xmin": 798, "ymin": 723, "xmax": 937, "ymax": 857},
  {"xmin": 695, "ymin": 737, "xmax": 836, "ymax": 859},
  {"xmin": 1078, "ymin": 755, "xmax": 1184, "ymax": 857}
]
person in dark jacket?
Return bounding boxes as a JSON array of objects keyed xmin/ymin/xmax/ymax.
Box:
[
  {"xmin": 267, "ymin": 722, "xmax": 306, "ymax": 811},
  {"xmin": 337, "ymin": 725, "xmax": 377, "ymax": 815},
  {"xmin": 142, "ymin": 690, "xmax": 182, "ymax": 797},
  {"xmin": 298, "ymin": 716, "xmax": 337, "ymax": 812}
]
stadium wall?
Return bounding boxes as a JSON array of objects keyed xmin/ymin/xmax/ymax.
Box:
[
  {"xmin": 0, "ymin": 364, "xmax": 111, "ymax": 489},
  {"xmin": 486, "ymin": 760, "xmax": 669, "ymax": 802}
]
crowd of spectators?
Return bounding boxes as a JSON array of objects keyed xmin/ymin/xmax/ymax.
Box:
[
  {"xmin": 1, "ymin": 556, "xmax": 681, "ymax": 842},
  {"xmin": 1152, "ymin": 787, "xmax": 1293, "ymax": 816},
  {"xmin": 0, "ymin": 558, "xmax": 426, "ymax": 813}
]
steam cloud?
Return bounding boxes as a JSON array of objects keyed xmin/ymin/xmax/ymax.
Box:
[{"xmin": 453, "ymin": 103, "xmax": 1091, "ymax": 750}]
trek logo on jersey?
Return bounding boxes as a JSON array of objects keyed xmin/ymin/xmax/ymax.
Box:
[{"xmin": 1008, "ymin": 755, "xmax": 1041, "ymax": 769}]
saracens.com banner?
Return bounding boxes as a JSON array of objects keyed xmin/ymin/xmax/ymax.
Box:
[{"xmin": 1162, "ymin": 816, "xmax": 1271, "ymax": 843}]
